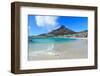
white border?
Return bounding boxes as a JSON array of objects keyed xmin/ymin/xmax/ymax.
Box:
[{"xmin": 20, "ymin": 6, "xmax": 95, "ymax": 70}]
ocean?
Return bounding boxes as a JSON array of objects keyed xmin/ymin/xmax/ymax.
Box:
[{"xmin": 29, "ymin": 37, "xmax": 77, "ymax": 44}]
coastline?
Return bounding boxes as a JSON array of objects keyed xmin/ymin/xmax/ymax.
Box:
[
  {"xmin": 28, "ymin": 39, "xmax": 88, "ymax": 60},
  {"xmin": 30, "ymin": 36, "xmax": 88, "ymax": 39},
  {"xmin": 52, "ymin": 37, "xmax": 88, "ymax": 39}
]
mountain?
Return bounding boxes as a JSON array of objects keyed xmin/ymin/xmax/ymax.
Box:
[
  {"xmin": 33, "ymin": 25, "xmax": 87, "ymax": 38},
  {"xmin": 48, "ymin": 25, "xmax": 75, "ymax": 35},
  {"xmin": 39, "ymin": 25, "xmax": 75, "ymax": 36}
]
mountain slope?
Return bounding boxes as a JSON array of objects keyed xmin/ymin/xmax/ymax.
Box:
[
  {"xmin": 48, "ymin": 25, "xmax": 75, "ymax": 35},
  {"xmin": 36, "ymin": 25, "xmax": 87, "ymax": 38}
]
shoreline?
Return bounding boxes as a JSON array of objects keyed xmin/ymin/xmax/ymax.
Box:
[
  {"xmin": 52, "ymin": 37, "xmax": 88, "ymax": 39},
  {"xmin": 28, "ymin": 39, "xmax": 88, "ymax": 60},
  {"xmin": 30, "ymin": 36, "xmax": 88, "ymax": 39},
  {"xmin": 63, "ymin": 37, "xmax": 87, "ymax": 39}
]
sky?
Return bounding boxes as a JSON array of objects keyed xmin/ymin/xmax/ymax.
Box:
[{"xmin": 28, "ymin": 15, "xmax": 88, "ymax": 36}]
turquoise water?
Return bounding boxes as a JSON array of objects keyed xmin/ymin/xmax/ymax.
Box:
[
  {"xmin": 29, "ymin": 37, "xmax": 77, "ymax": 44},
  {"xmin": 28, "ymin": 37, "xmax": 78, "ymax": 52}
]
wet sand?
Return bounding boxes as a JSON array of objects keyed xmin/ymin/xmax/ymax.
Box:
[{"xmin": 28, "ymin": 39, "xmax": 88, "ymax": 61}]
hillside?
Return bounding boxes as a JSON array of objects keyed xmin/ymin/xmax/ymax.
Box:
[{"xmin": 32, "ymin": 25, "xmax": 88, "ymax": 38}]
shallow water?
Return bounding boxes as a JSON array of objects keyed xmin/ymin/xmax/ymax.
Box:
[
  {"xmin": 28, "ymin": 37, "xmax": 77, "ymax": 52},
  {"xmin": 28, "ymin": 37, "xmax": 88, "ymax": 60},
  {"xmin": 29, "ymin": 37, "xmax": 77, "ymax": 44}
]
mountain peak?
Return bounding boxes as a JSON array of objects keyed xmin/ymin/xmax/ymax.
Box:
[
  {"xmin": 47, "ymin": 25, "xmax": 75, "ymax": 35},
  {"xmin": 38, "ymin": 25, "xmax": 75, "ymax": 36},
  {"xmin": 60, "ymin": 25, "xmax": 66, "ymax": 29}
]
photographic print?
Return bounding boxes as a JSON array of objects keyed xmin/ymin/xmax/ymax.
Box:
[
  {"xmin": 11, "ymin": 2, "xmax": 97, "ymax": 74},
  {"xmin": 28, "ymin": 15, "xmax": 88, "ymax": 60}
]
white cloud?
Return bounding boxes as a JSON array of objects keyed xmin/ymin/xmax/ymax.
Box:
[
  {"xmin": 35, "ymin": 16, "xmax": 58, "ymax": 27},
  {"xmin": 35, "ymin": 16, "xmax": 59, "ymax": 32}
]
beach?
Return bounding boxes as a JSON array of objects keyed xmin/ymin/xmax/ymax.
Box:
[{"xmin": 28, "ymin": 38, "xmax": 88, "ymax": 61}]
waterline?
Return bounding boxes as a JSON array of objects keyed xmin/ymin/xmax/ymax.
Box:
[{"xmin": 28, "ymin": 37, "xmax": 88, "ymax": 60}]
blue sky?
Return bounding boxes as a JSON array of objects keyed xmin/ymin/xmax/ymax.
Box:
[{"xmin": 28, "ymin": 15, "xmax": 88, "ymax": 36}]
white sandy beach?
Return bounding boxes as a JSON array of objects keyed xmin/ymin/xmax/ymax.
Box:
[{"xmin": 28, "ymin": 38, "xmax": 88, "ymax": 61}]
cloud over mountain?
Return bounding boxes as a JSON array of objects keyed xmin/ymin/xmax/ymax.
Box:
[{"xmin": 35, "ymin": 16, "xmax": 60, "ymax": 32}]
